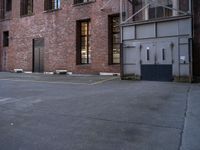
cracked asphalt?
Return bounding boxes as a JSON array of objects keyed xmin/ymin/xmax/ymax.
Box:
[{"xmin": 0, "ymin": 73, "xmax": 199, "ymax": 150}]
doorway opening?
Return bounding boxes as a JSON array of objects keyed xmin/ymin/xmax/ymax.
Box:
[{"xmin": 33, "ymin": 38, "xmax": 44, "ymax": 73}]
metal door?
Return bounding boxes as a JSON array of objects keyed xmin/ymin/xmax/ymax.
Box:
[
  {"xmin": 33, "ymin": 38, "xmax": 44, "ymax": 73},
  {"xmin": 0, "ymin": 49, "xmax": 7, "ymax": 71},
  {"xmin": 141, "ymin": 41, "xmax": 173, "ymax": 81}
]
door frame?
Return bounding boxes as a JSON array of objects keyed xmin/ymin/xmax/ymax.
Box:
[{"xmin": 32, "ymin": 38, "xmax": 44, "ymax": 73}]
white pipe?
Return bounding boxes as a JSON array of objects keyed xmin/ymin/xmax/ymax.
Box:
[
  {"xmin": 144, "ymin": 0, "xmax": 149, "ymax": 20},
  {"xmin": 172, "ymin": 0, "xmax": 179, "ymax": 16}
]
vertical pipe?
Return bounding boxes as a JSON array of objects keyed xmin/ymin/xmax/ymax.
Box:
[
  {"xmin": 188, "ymin": 38, "xmax": 193, "ymax": 82},
  {"xmin": 120, "ymin": 0, "xmax": 123, "ymax": 25},
  {"xmin": 189, "ymin": 0, "xmax": 192, "ymax": 13},
  {"xmin": 120, "ymin": 0, "xmax": 124, "ymax": 77},
  {"xmin": 120, "ymin": 0, "xmax": 123, "ymax": 43},
  {"xmin": 172, "ymin": 0, "xmax": 179, "ymax": 16},
  {"xmin": 144, "ymin": 0, "xmax": 149, "ymax": 20}
]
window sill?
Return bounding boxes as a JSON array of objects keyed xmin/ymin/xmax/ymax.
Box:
[
  {"xmin": 0, "ymin": 18, "xmax": 12, "ymax": 22},
  {"xmin": 5, "ymin": 10, "xmax": 12, "ymax": 13},
  {"xmin": 73, "ymin": 1, "xmax": 95, "ymax": 7},
  {"xmin": 109, "ymin": 63, "xmax": 120, "ymax": 66},
  {"xmin": 20, "ymin": 13, "xmax": 34, "ymax": 18},
  {"xmin": 77, "ymin": 63, "xmax": 91, "ymax": 66},
  {"xmin": 43, "ymin": 8, "xmax": 61, "ymax": 13}
]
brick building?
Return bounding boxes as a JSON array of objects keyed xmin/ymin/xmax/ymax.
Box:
[{"xmin": 0, "ymin": 0, "xmax": 121, "ymax": 74}]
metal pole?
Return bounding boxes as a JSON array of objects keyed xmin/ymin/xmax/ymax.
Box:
[
  {"xmin": 120, "ymin": 0, "xmax": 123, "ymax": 43},
  {"xmin": 189, "ymin": 0, "xmax": 192, "ymax": 13},
  {"xmin": 120, "ymin": 0, "xmax": 123, "ymax": 78}
]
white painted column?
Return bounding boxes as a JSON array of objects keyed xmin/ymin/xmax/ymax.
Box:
[
  {"xmin": 144, "ymin": 0, "xmax": 149, "ymax": 20},
  {"xmin": 189, "ymin": 0, "xmax": 192, "ymax": 13},
  {"xmin": 172, "ymin": 0, "xmax": 179, "ymax": 16}
]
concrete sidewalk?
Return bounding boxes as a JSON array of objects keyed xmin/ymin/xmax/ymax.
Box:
[{"xmin": 181, "ymin": 84, "xmax": 200, "ymax": 150}]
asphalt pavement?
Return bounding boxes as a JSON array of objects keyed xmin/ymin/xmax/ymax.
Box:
[{"xmin": 0, "ymin": 72, "xmax": 199, "ymax": 150}]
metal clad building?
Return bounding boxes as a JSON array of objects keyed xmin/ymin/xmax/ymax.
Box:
[{"xmin": 121, "ymin": 0, "xmax": 194, "ymax": 82}]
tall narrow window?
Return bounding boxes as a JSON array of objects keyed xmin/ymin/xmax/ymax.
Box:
[
  {"xmin": 20, "ymin": 0, "xmax": 33, "ymax": 16},
  {"xmin": 44, "ymin": 0, "xmax": 61, "ymax": 11},
  {"xmin": 0, "ymin": 0, "xmax": 5, "ymax": 19},
  {"xmin": 6, "ymin": 0, "xmax": 12, "ymax": 12},
  {"xmin": 0, "ymin": 0, "xmax": 12, "ymax": 20},
  {"xmin": 109, "ymin": 15, "xmax": 120, "ymax": 64},
  {"xmin": 76, "ymin": 20, "xmax": 91, "ymax": 64},
  {"xmin": 3, "ymin": 31, "xmax": 9, "ymax": 47}
]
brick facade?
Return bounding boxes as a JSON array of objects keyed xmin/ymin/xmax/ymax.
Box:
[
  {"xmin": 1, "ymin": 0, "xmax": 200, "ymax": 77},
  {"xmin": 0, "ymin": 0, "xmax": 120, "ymax": 74}
]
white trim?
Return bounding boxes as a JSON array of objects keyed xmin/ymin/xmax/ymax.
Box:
[
  {"xmin": 24, "ymin": 71, "xmax": 33, "ymax": 74},
  {"xmin": 44, "ymin": 72, "xmax": 54, "ymax": 75},
  {"xmin": 100, "ymin": 72, "xmax": 120, "ymax": 76}
]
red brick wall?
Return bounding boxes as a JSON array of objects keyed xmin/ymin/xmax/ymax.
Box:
[
  {"xmin": 193, "ymin": 0, "xmax": 200, "ymax": 76},
  {"xmin": 0, "ymin": 0, "xmax": 120, "ymax": 74}
]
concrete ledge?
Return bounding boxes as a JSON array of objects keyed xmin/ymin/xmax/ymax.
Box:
[
  {"xmin": 100, "ymin": 72, "xmax": 120, "ymax": 76},
  {"xmin": 24, "ymin": 71, "xmax": 32, "ymax": 74},
  {"xmin": 44, "ymin": 72, "xmax": 54, "ymax": 75},
  {"xmin": 13, "ymin": 69, "xmax": 23, "ymax": 73},
  {"xmin": 55, "ymin": 70, "xmax": 67, "ymax": 75},
  {"xmin": 67, "ymin": 72, "xmax": 73, "ymax": 75}
]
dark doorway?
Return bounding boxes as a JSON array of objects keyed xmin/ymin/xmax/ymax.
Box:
[
  {"xmin": 141, "ymin": 65, "xmax": 173, "ymax": 81},
  {"xmin": 33, "ymin": 38, "xmax": 44, "ymax": 73}
]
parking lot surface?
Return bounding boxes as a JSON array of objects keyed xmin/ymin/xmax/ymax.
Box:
[{"xmin": 0, "ymin": 73, "xmax": 199, "ymax": 150}]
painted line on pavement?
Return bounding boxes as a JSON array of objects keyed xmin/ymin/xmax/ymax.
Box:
[
  {"xmin": 0, "ymin": 78, "xmax": 89, "ymax": 85},
  {"xmin": 0, "ymin": 98, "xmax": 12, "ymax": 102},
  {"xmin": 0, "ymin": 76, "xmax": 119, "ymax": 85},
  {"xmin": 90, "ymin": 77, "xmax": 119, "ymax": 85}
]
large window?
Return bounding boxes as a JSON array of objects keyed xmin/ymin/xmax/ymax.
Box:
[
  {"xmin": 109, "ymin": 15, "xmax": 120, "ymax": 64},
  {"xmin": 148, "ymin": 2, "xmax": 172, "ymax": 19},
  {"xmin": 44, "ymin": 0, "xmax": 61, "ymax": 11},
  {"xmin": 20, "ymin": 0, "xmax": 33, "ymax": 16},
  {"xmin": 76, "ymin": 20, "xmax": 91, "ymax": 64},
  {"xmin": 3, "ymin": 31, "xmax": 9, "ymax": 47}
]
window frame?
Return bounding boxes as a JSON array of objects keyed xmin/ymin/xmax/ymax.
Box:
[
  {"xmin": 20, "ymin": 0, "xmax": 33, "ymax": 17},
  {"xmin": 76, "ymin": 19, "xmax": 91, "ymax": 65},
  {"xmin": 0, "ymin": 0, "xmax": 5, "ymax": 20},
  {"xmin": 44, "ymin": 0, "xmax": 61, "ymax": 11},
  {"xmin": 6, "ymin": 0, "xmax": 12, "ymax": 12},
  {"xmin": 108, "ymin": 14, "xmax": 121, "ymax": 65},
  {"xmin": 3, "ymin": 31, "xmax": 9, "ymax": 47},
  {"xmin": 0, "ymin": 0, "xmax": 12, "ymax": 20}
]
